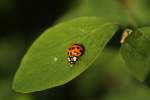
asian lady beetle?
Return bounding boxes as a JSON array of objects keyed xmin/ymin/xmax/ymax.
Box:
[{"xmin": 67, "ymin": 43, "xmax": 85, "ymax": 64}]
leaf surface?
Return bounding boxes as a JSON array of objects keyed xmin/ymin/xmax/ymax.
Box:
[{"xmin": 13, "ymin": 17, "xmax": 118, "ymax": 93}]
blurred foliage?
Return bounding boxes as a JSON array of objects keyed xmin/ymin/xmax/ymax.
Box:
[
  {"xmin": 76, "ymin": 48, "xmax": 150, "ymax": 100},
  {"xmin": 58, "ymin": 0, "xmax": 150, "ymax": 27},
  {"xmin": 57, "ymin": 0, "xmax": 134, "ymax": 24},
  {"xmin": 0, "ymin": 80, "xmax": 34, "ymax": 100},
  {"xmin": 126, "ymin": 0, "xmax": 150, "ymax": 27},
  {"xmin": 0, "ymin": 35, "xmax": 25, "ymax": 76},
  {"xmin": 103, "ymin": 82, "xmax": 150, "ymax": 100},
  {"xmin": 0, "ymin": 0, "xmax": 15, "ymax": 12},
  {"xmin": 75, "ymin": 48, "xmax": 129, "ymax": 99},
  {"xmin": 121, "ymin": 27, "xmax": 150, "ymax": 81},
  {"xmin": 0, "ymin": 0, "xmax": 150, "ymax": 99}
]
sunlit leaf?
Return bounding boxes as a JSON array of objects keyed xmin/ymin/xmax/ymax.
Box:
[{"xmin": 13, "ymin": 17, "xmax": 118, "ymax": 93}]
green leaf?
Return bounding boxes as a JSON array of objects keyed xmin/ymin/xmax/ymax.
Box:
[
  {"xmin": 13, "ymin": 17, "xmax": 118, "ymax": 93},
  {"xmin": 121, "ymin": 27, "xmax": 150, "ymax": 81}
]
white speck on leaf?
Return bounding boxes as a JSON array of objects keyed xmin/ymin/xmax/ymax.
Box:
[
  {"xmin": 53, "ymin": 57, "xmax": 58, "ymax": 62},
  {"xmin": 70, "ymin": 64, "xmax": 73, "ymax": 67}
]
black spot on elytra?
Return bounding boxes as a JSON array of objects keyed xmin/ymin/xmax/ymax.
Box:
[
  {"xmin": 69, "ymin": 52, "xmax": 72, "ymax": 55},
  {"xmin": 77, "ymin": 47, "xmax": 80, "ymax": 49},
  {"xmin": 69, "ymin": 48, "xmax": 71, "ymax": 50}
]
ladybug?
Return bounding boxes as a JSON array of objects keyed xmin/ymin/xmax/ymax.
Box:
[{"xmin": 67, "ymin": 43, "xmax": 85, "ymax": 64}]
